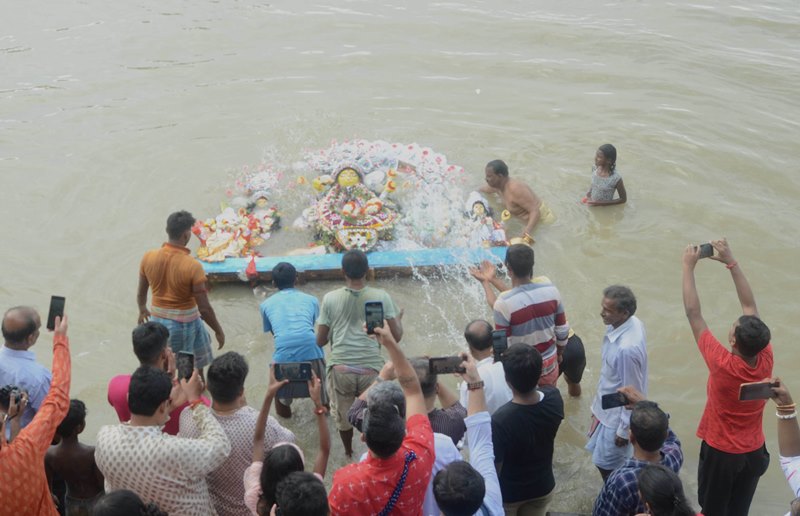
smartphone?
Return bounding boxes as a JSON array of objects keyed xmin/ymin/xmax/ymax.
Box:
[
  {"xmin": 429, "ymin": 356, "xmax": 466, "ymax": 375},
  {"xmin": 46, "ymin": 295, "xmax": 66, "ymax": 331},
  {"xmin": 176, "ymin": 351, "xmax": 195, "ymax": 381},
  {"xmin": 365, "ymin": 301, "xmax": 384, "ymax": 335},
  {"xmin": 274, "ymin": 362, "xmax": 313, "ymax": 382},
  {"xmin": 601, "ymin": 392, "xmax": 629, "ymax": 410},
  {"xmin": 739, "ymin": 381, "xmax": 778, "ymax": 401},
  {"xmin": 492, "ymin": 330, "xmax": 508, "ymax": 363},
  {"xmin": 697, "ymin": 243, "xmax": 714, "ymax": 259}
]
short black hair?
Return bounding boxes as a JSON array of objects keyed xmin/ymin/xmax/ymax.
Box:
[
  {"xmin": 502, "ymin": 343, "xmax": 542, "ymax": 394},
  {"xmin": 261, "ymin": 444, "xmax": 305, "ymax": 508},
  {"xmin": 637, "ymin": 464, "xmax": 696, "ymax": 516},
  {"xmin": 603, "ymin": 285, "xmax": 637, "ymax": 316},
  {"xmin": 207, "ymin": 352, "xmax": 248, "ymax": 404},
  {"xmin": 411, "ymin": 357, "xmax": 437, "ymax": 398},
  {"xmin": 630, "ymin": 401, "xmax": 669, "ymax": 452},
  {"xmin": 56, "ymin": 399, "xmax": 87, "ymax": 438},
  {"xmin": 272, "ymin": 262, "xmax": 297, "ymax": 290},
  {"xmin": 1, "ymin": 306, "xmax": 38, "ymax": 343},
  {"xmin": 505, "ymin": 244, "xmax": 534, "ymax": 278},
  {"xmin": 132, "ymin": 322, "xmax": 170, "ymax": 366},
  {"xmin": 166, "ymin": 210, "xmax": 196, "ymax": 240},
  {"xmin": 364, "ymin": 402, "xmax": 405, "ymax": 458},
  {"xmin": 735, "ymin": 315, "xmax": 771, "ymax": 358},
  {"xmin": 92, "ymin": 490, "xmax": 168, "ymax": 516},
  {"xmin": 275, "ymin": 471, "xmax": 329, "ymax": 516},
  {"xmin": 464, "ymin": 320, "xmax": 493, "ymax": 352},
  {"xmin": 486, "ymin": 159, "xmax": 509, "ymax": 177},
  {"xmin": 342, "ymin": 249, "xmax": 369, "ymax": 279},
  {"xmin": 433, "ymin": 461, "xmax": 486, "ymax": 516},
  {"xmin": 128, "ymin": 366, "xmax": 172, "ymax": 417}
]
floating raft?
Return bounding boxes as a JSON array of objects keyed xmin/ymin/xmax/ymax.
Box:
[{"xmin": 202, "ymin": 246, "xmax": 508, "ymax": 283}]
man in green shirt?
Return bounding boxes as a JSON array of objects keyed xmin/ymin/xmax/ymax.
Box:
[{"xmin": 317, "ymin": 250, "xmax": 403, "ymax": 456}]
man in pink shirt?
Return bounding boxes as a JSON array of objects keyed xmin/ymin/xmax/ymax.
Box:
[{"xmin": 107, "ymin": 322, "xmax": 208, "ymax": 435}]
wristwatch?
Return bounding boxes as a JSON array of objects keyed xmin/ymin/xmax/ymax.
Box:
[{"xmin": 467, "ymin": 380, "xmax": 485, "ymax": 391}]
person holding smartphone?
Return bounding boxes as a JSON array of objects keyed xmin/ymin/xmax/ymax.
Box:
[
  {"xmin": 316, "ymin": 250, "xmax": 403, "ymax": 457},
  {"xmin": 682, "ymin": 238, "xmax": 772, "ymax": 516}
]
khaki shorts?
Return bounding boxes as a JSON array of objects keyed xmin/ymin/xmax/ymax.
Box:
[{"xmin": 327, "ymin": 367, "xmax": 378, "ymax": 431}]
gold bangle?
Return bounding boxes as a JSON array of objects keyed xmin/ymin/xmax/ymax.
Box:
[{"xmin": 778, "ymin": 403, "xmax": 796, "ymax": 410}]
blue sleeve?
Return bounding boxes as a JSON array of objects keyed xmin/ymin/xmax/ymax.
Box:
[
  {"xmin": 260, "ymin": 303, "xmax": 272, "ymax": 334},
  {"xmin": 313, "ymin": 297, "xmax": 320, "ymax": 322}
]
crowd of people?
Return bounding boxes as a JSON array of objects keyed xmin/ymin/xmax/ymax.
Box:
[{"xmin": 0, "ymin": 156, "xmax": 794, "ymax": 516}]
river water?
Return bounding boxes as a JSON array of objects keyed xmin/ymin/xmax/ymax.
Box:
[{"xmin": 3, "ymin": 1, "xmax": 799, "ymax": 513}]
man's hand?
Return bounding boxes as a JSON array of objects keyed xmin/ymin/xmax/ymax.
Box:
[
  {"xmin": 372, "ymin": 323, "xmax": 398, "ymax": 350},
  {"xmin": 165, "ymin": 347, "xmax": 176, "ymax": 377},
  {"xmin": 180, "ymin": 369, "xmax": 205, "ymax": 403},
  {"xmin": 709, "ymin": 237, "xmax": 735, "ymax": 266},
  {"xmin": 618, "ymin": 386, "xmax": 646, "ymax": 409},
  {"xmin": 138, "ymin": 307, "xmax": 151, "ymax": 324},
  {"xmin": 682, "ymin": 244, "xmax": 701, "ymax": 269},
  {"xmin": 614, "ymin": 436, "xmax": 629, "ymax": 447},
  {"xmin": 308, "ymin": 372, "xmax": 323, "ymax": 408},
  {"xmin": 6, "ymin": 391, "xmax": 28, "ymax": 420},
  {"xmin": 457, "ymin": 352, "xmax": 481, "ymax": 384},
  {"xmin": 770, "ymin": 377, "xmax": 794, "ymax": 407},
  {"xmin": 54, "ymin": 315, "xmax": 68, "ymax": 338},
  {"xmin": 267, "ymin": 365, "xmax": 290, "ymax": 399},
  {"xmin": 215, "ymin": 331, "xmax": 225, "ymax": 350},
  {"xmin": 469, "ymin": 260, "xmax": 497, "ymax": 283},
  {"xmin": 379, "ymin": 361, "xmax": 396, "ymax": 381}
]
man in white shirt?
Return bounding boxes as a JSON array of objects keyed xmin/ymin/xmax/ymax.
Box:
[
  {"xmin": 586, "ymin": 285, "xmax": 648, "ymax": 481},
  {"xmin": 458, "ymin": 320, "xmax": 511, "ymax": 414},
  {"xmin": 96, "ymin": 366, "xmax": 231, "ymax": 515}
]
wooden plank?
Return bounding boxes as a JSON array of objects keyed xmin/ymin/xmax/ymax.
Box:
[{"xmin": 203, "ymin": 246, "xmax": 508, "ymax": 283}]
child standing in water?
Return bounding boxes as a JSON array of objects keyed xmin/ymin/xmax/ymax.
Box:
[{"xmin": 583, "ymin": 144, "xmax": 626, "ymax": 206}]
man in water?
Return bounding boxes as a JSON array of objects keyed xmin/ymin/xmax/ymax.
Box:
[
  {"xmin": 480, "ymin": 159, "xmax": 545, "ymax": 242},
  {"xmin": 137, "ymin": 210, "xmax": 224, "ymax": 371}
]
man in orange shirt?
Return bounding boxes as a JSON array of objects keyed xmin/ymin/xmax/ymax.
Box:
[
  {"xmin": 137, "ymin": 210, "xmax": 225, "ymax": 369},
  {"xmin": 0, "ymin": 314, "xmax": 70, "ymax": 516}
]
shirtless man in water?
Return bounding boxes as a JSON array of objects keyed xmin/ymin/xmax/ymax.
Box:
[{"xmin": 480, "ymin": 159, "xmax": 543, "ymax": 243}]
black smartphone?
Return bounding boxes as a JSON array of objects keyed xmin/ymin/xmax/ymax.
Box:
[
  {"xmin": 739, "ymin": 381, "xmax": 778, "ymax": 401},
  {"xmin": 46, "ymin": 295, "xmax": 66, "ymax": 331},
  {"xmin": 601, "ymin": 392, "xmax": 629, "ymax": 410},
  {"xmin": 176, "ymin": 351, "xmax": 195, "ymax": 381},
  {"xmin": 429, "ymin": 356, "xmax": 466, "ymax": 375},
  {"xmin": 492, "ymin": 330, "xmax": 508, "ymax": 363},
  {"xmin": 697, "ymin": 243, "xmax": 714, "ymax": 259},
  {"xmin": 274, "ymin": 362, "xmax": 313, "ymax": 382},
  {"xmin": 365, "ymin": 301, "xmax": 384, "ymax": 335}
]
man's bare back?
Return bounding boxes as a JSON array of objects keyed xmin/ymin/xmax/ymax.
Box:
[{"xmin": 46, "ymin": 440, "xmax": 105, "ymax": 501}]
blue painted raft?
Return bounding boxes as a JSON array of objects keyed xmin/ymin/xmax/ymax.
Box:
[{"xmin": 202, "ymin": 246, "xmax": 508, "ymax": 282}]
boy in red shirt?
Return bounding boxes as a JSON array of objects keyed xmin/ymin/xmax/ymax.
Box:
[{"xmin": 682, "ymin": 238, "xmax": 772, "ymax": 516}]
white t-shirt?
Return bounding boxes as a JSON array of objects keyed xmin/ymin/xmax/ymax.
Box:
[{"xmin": 459, "ymin": 356, "xmax": 512, "ymax": 415}]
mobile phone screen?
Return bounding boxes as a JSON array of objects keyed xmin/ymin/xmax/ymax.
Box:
[
  {"xmin": 275, "ymin": 362, "xmax": 313, "ymax": 382},
  {"xmin": 739, "ymin": 381, "xmax": 777, "ymax": 401},
  {"xmin": 365, "ymin": 302, "xmax": 384, "ymax": 335},
  {"xmin": 492, "ymin": 330, "xmax": 508, "ymax": 362},
  {"xmin": 46, "ymin": 296, "xmax": 66, "ymax": 331},
  {"xmin": 697, "ymin": 243, "xmax": 714, "ymax": 259},
  {"xmin": 176, "ymin": 352, "xmax": 195, "ymax": 380},
  {"xmin": 429, "ymin": 356, "xmax": 466, "ymax": 375},
  {"xmin": 601, "ymin": 392, "xmax": 628, "ymax": 410}
]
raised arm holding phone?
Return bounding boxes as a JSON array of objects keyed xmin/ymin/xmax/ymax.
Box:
[{"xmin": 682, "ymin": 238, "xmax": 773, "ymax": 516}]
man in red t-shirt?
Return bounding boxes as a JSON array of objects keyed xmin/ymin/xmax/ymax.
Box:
[
  {"xmin": 682, "ymin": 238, "xmax": 773, "ymax": 516},
  {"xmin": 328, "ymin": 323, "xmax": 434, "ymax": 516}
]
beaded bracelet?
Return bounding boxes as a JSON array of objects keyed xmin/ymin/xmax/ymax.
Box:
[{"xmin": 777, "ymin": 411, "xmax": 797, "ymax": 420}]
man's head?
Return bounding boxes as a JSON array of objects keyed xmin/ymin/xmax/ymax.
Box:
[
  {"xmin": 505, "ymin": 244, "xmax": 534, "ymax": 279},
  {"xmin": 166, "ymin": 210, "xmax": 196, "ymax": 241},
  {"xmin": 411, "ymin": 357, "xmax": 437, "ymax": 399},
  {"xmin": 629, "ymin": 401, "xmax": 669, "ymax": 452},
  {"xmin": 207, "ymin": 352, "xmax": 248, "ymax": 404},
  {"xmin": 502, "ymin": 343, "xmax": 542, "ymax": 395},
  {"xmin": 127, "ymin": 366, "xmax": 172, "ymax": 419},
  {"xmin": 464, "ymin": 320, "xmax": 493, "ymax": 355},
  {"xmin": 341, "ymin": 249, "xmax": 369, "ymax": 280},
  {"xmin": 274, "ymin": 471, "xmax": 329, "ymax": 516},
  {"xmin": 730, "ymin": 315, "xmax": 771, "ymax": 358},
  {"xmin": 1, "ymin": 306, "xmax": 41, "ymax": 349},
  {"xmin": 484, "ymin": 159, "xmax": 509, "ymax": 189},
  {"xmin": 601, "ymin": 285, "xmax": 636, "ymax": 328},
  {"xmin": 433, "ymin": 461, "xmax": 486, "ymax": 516},
  {"xmin": 272, "ymin": 262, "xmax": 297, "ymax": 290},
  {"xmin": 363, "ymin": 401, "xmax": 406, "ymax": 459},
  {"xmin": 56, "ymin": 399, "xmax": 87, "ymax": 438},
  {"xmin": 131, "ymin": 322, "xmax": 170, "ymax": 367},
  {"xmin": 366, "ymin": 381, "xmax": 407, "ymax": 419}
]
